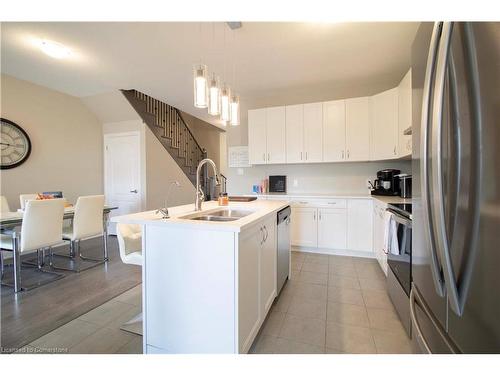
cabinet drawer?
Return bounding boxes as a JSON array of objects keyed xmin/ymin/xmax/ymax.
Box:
[{"xmin": 291, "ymin": 198, "xmax": 347, "ymax": 209}]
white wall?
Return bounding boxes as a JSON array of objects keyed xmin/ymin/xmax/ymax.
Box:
[{"xmin": 0, "ymin": 74, "xmax": 103, "ymax": 210}]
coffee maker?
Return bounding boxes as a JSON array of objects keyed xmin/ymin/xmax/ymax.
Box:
[{"xmin": 370, "ymin": 169, "xmax": 401, "ymax": 196}]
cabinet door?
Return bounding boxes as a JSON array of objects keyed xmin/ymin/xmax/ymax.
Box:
[
  {"xmin": 238, "ymin": 223, "xmax": 262, "ymax": 352},
  {"xmin": 371, "ymin": 88, "xmax": 399, "ymax": 160},
  {"xmin": 266, "ymin": 106, "xmax": 286, "ymax": 164},
  {"xmin": 285, "ymin": 104, "xmax": 304, "ymax": 163},
  {"xmin": 303, "ymin": 102, "xmax": 323, "ymax": 162},
  {"xmin": 248, "ymin": 109, "xmax": 267, "ymax": 164},
  {"xmin": 260, "ymin": 217, "xmax": 277, "ymax": 317},
  {"xmin": 317, "ymin": 208, "xmax": 347, "ymax": 249},
  {"xmin": 291, "ymin": 207, "xmax": 317, "ymax": 247},
  {"xmin": 322, "ymin": 100, "xmax": 346, "ymax": 162},
  {"xmin": 345, "ymin": 97, "xmax": 371, "ymax": 161},
  {"xmin": 398, "ymin": 69, "xmax": 412, "ymax": 157},
  {"xmin": 373, "ymin": 202, "xmax": 388, "ymax": 275},
  {"xmin": 347, "ymin": 199, "xmax": 373, "ymax": 252}
]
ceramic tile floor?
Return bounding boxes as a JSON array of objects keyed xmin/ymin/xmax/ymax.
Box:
[
  {"xmin": 15, "ymin": 250, "xmax": 412, "ymax": 354},
  {"xmin": 249, "ymin": 250, "xmax": 414, "ymax": 354},
  {"xmin": 15, "ymin": 284, "xmax": 143, "ymax": 354}
]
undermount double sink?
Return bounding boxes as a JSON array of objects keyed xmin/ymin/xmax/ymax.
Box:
[{"xmin": 183, "ymin": 208, "xmax": 255, "ymax": 222}]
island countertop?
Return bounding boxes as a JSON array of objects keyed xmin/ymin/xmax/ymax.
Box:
[{"xmin": 110, "ymin": 199, "xmax": 290, "ymax": 233}]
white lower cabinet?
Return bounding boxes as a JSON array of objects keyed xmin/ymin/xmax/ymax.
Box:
[
  {"xmin": 238, "ymin": 215, "xmax": 277, "ymax": 353},
  {"xmin": 290, "ymin": 198, "xmax": 373, "ymax": 256},
  {"xmin": 317, "ymin": 208, "xmax": 347, "ymax": 249},
  {"xmin": 291, "ymin": 207, "xmax": 318, "ymax": 247},
  {"xmin": 372, "ymin": 200, "xmax": 388, "ymax": 275},
  {"xmin": 346, "ymin": 199, "xmax": 373, "ymax": 253}
]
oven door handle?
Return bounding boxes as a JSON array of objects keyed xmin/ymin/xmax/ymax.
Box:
[{"xmin": 386, "ymin": 209, "xmax": 412, "ymax": 227}]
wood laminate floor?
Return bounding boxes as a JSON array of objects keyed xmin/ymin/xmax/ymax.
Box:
[{"xmin": 0, "ymin": 236, "xmax": 141, "ymax": 353}]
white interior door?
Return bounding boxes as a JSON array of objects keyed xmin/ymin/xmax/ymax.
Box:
[{"xmin": 104, "ymin": 132, "xmax": 142, "ymax": 234}]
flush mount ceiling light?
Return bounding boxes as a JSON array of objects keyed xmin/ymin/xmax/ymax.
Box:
[{"xmin": 39, "ymin": 39, "xmax": 71, "ymax": 59}]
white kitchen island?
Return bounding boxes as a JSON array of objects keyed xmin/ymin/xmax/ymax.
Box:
[{"xmin": 111, "ymin": 199, "xmax": 290, "ymax": 354}]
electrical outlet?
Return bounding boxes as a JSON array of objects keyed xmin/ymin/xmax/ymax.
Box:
[{"xmin": 293, "ymin": 179, "xmax": 298, "ymax": 187}]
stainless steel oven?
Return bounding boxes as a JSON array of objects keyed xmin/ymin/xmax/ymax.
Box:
[{"xmin": 386, "ymin": 203, "xmax": 412, "ymax": 336}]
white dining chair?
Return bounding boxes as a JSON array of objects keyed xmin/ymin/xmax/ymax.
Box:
[
  {"xmin": 0, "ymin": 199, "xmax": 65, "ymax": 290},
  {"xmin": 52, "ymin": 195, "xmax": 105, "ymax": 272},
  {"xmin": 117, "ymin": 223, "xmax": 143, "ymax": 335},
  {"xmin": 1, "ymin": 195, "xmax": 11, "ymax": 213},
  {"xmin": 19, "ymin": 194, "xmax": 38, "ymax": 210}
]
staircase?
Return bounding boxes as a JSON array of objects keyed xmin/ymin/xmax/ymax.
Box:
[{"xmin": 121, "ymin": 89, "xmax": 206, "ymax": 186}]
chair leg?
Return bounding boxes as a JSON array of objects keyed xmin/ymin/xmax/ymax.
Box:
[
  {"xmin": 79, "ymin": 238, "xmax": 106, "ymax": 264},
  {"xmin": 0, "ymin": 250, "xmax": 4, "ymax": 280},
  {"xmin": 49, "ymin": 241, "xmax": 81, "ymax": 273}
]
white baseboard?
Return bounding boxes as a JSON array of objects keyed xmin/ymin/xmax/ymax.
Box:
[{"xmin": 292, "ymin": 246, "xmax": 375, "ymax": 259}]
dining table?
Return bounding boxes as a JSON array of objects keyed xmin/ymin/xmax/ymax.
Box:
[{"xmin": 0, "ymin": 205, "xmax": 118, "ymax": 293}]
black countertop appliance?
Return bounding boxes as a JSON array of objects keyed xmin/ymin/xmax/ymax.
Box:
[{"xmin": 370, "ymin": 169, "xmax": 401, "ymax": 196}]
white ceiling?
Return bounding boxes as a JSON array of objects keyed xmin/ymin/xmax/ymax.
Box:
[{"xmin": 1, "ymin": 22, "xmax": 419, "ymax": 127}]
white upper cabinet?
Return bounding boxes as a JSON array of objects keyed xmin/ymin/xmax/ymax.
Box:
[
  {"xmin": 398, "ymin": 69, "xmax": 412, "ymax": 157},
  {"xmin": 345, "ymin": 97, "xmax": 371, "ymax": 161},
  {"xmin": 323, "ymin": 100, "xmax": 346, "ymax": 162},
  {"xmin": 265, "ymin": 106, "xmax": 286, "ymax": 164},
  {"xmin": 371, "ymin": 87, "xmax": 399, "ymax": 160},
  {"xmin": 285, "ymin": 104, "xmax": 304, "ymax": 163},
  {"xmin": 248, "ymin": 108, "xmax": 267, "ymax": 165},
  {"xmin": 303, "ymin": 102, "xmax": 323, "ymax": 162},
  {"xmin": 248, "ymin": 107, "xmax": 286, "ymax": 165}
]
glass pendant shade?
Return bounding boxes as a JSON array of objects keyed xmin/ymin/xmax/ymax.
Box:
[
  {"xmin": 208, "ymin": 73, "xmax": 221, "ymax": 116},
  {"xmin": 193, "ymin": 64, "xmax": 208, "ymax": 108},
  {"xmin": 220, "ymin": 84, "xmax": 231, "ymax": 123},
  {"xmin": 230, "ymin": 94, "xmax": 240, "ymax": 126}
]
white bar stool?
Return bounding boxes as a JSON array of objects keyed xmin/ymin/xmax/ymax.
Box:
[
  {"xmin": 0, "ymin": 199, "xmax": 66, "ymax": 290},
  {"xmin": 51, "ymin": 195, "xmax": 106, "ymax": 272},
  {"xmin": 117, "ymin": 223, "xmax": 143, "ymax": 336}
]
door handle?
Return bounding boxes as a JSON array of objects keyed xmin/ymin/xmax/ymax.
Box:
[
  {"xmin": 410, "ymin": 283, "xmax": 459, "ymax": 353},
  {"xmin": 431, "ymin": 22, "xmax": 481, "ymax": 317},
  {"xmin": 130, "ymin": 189, "xmax": 138, "ymax": 193},
  {"xmin": 420, "ymin": 21, "xmax": 446, "ymax": 298}
]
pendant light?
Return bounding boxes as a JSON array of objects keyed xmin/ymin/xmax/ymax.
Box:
[
  {"xmin": 229, "ymin": 26, "xmax": 240, "ymax": 126},
  {"xmin": 208, "ymin": 73, "xmax": 221, "ymax": 115},
  {"xmin": 220, "ymin": 83, "xmax": 231, "ymax": 123},
  {"xmin": 230, "ymin": 94, "xmax": 240, "ymax": 126},
  {"xmin": 193, "ymin": 63, "xmax": 208, "ymax": 108},
  {"xmin": 193, "ymin": 23, "xmax": 208, "ymax": 108}
]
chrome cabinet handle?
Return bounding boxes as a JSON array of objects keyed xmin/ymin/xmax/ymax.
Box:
[
  {"xmin": 268, "ymin": 153, "xmax": 270, "ymax": 162},
  {"xmin": 305, "ymin": 151, "xmax": 308, "ymax": 160},
  {"xmin": 393, "ymin": 146, "xmax": 396, "ymax": 155},
  {"xmin": 347, "ymin": 150, "xmax": 350, "ymax": 159},
  {"xmin": 130, "ymin": 189, "xmax": 138, "ymax": 193},
  {"xmin": 319, "ymin": 212, "xmax": 322, "ymax": 221},
  {"xmin": 263, "ymin": 225, "xmax": 268, "ymax": 242},
  {"xmin": 300, "ymin": 151, "xmax": 303, "ymax": 160},
  {"xmin": 420, "ymin": 21, "xmax": 446, "ymax": 298},
  {"xmin": 327, "ymin": 202, "xmax": 336, "ymax": 205},
  {"xmin": 260, "ymin": 227, "xmax": 264, "ymax": 245},
  {"xmin": 263, "ymin": 153, "xmax": 266, "ymax": 162},
  {"xmin": 341, "ymin": 150, "xmax": 344, "ymax": 159},
  {"xmin": 313, "ymin": 212, "xmax": 316, "ymax": 220}
]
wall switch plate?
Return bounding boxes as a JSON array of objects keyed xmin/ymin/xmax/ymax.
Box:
[
  {"xmin": 237, "ymin": 168, "xmax": 244, "ymax": 175},
  {"xmin": 293, "ymin": 179, "xmax": 298, "ymax": 187}
]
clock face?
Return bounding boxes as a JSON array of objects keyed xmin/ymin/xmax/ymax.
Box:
[{"xmin": 0, "ymin": 118, "xmax": 32, "ymax": 169}]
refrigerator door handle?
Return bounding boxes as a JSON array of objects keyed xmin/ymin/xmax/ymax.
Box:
[
  {"xmin": 420, "ymin": 21, "xmax": 446, "ymax": 297},
  {"xmin": 431, "ymin": 22, "xmax": 483, "ymax": 317},
  {"xmin": 410, "ymin": 283, "xmax": 460, "ymax": 353}
]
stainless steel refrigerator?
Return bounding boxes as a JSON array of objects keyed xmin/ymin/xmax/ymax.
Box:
[{"xmin": 411, "ymin": 22, "xmax": 500, "ymax": 353}]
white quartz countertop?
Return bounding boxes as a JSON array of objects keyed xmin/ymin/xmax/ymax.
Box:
[
  {"xmin": 110, "ymin": 200, "xmax": 290, "ymax": 233},
  {"xmin": 245, "ymin": 192, "xmax": 412, "ymax": 204}
]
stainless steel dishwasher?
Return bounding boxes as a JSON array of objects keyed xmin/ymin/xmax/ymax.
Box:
[{"xmin": 277, "ymin": 206, "xmax": 291, "ymax": 294}]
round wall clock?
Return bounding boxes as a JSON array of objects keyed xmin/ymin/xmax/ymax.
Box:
[{"xmin": 0, "ymin": 118, "xmax": 32, "ymax": 169}]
